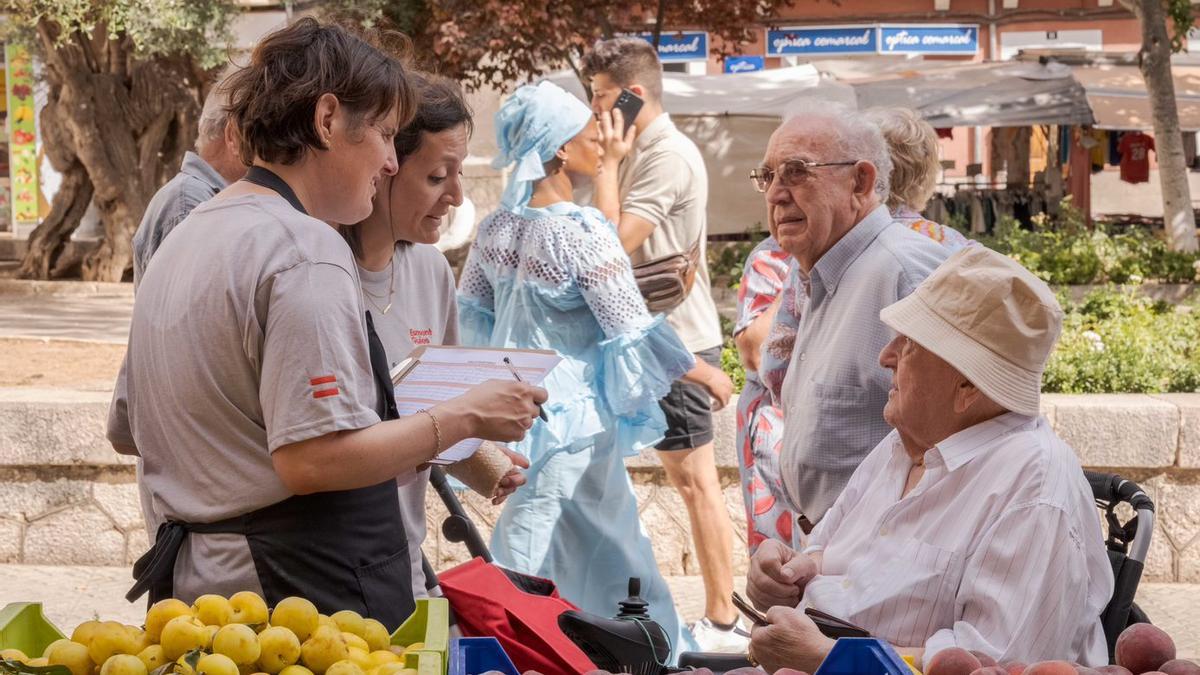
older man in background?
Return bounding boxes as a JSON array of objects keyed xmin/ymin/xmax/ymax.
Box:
[
  {"xmin": 132, "ymin": 78, "xmax": 245, "ymax": 287},
  {"xmin": 754, "ymin": 105, "xmax": 949, "ymax": 534},
  {"xmin": 746, "ymin": 246, "xmax": 1113, "ymax": 669}
]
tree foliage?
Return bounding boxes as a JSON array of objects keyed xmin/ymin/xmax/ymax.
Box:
[
  {"xmin": 1, "ymin": 0, "xmax": 236, "ymax": 279},
  {"xmin": 327, "ymin": 0, "xmax": 794, "ymax": 91}
]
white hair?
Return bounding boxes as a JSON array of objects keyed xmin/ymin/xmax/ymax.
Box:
[
  {"xmin": 196, "ymin": 72, "xmax": 235, "ymax": 151},
  {"xmin": 780, "ymin": 101, "xmax": 893, "ymax": 202}
]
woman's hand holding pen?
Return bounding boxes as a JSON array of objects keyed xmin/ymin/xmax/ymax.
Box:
[{"xmin": 441, "ymin": 379, "xmax": 548, "ymax": 443}]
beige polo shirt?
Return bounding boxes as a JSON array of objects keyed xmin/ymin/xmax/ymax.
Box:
[{"xmin": 618, "ymin": 113, "xmax": 722, "ymax": 353}]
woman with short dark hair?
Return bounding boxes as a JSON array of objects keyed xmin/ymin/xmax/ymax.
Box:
[{"xmin": 109, "ymin": 19, "xmax": 546, "ymax": 625}]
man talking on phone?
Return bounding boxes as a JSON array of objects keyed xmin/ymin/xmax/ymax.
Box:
[{"xmin": 584, "ymin": 37, "xmax": 741, "ymax": 653}]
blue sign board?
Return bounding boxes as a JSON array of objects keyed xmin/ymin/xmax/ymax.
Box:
[
  {"xmin": 724, "ymin": 56, "xmax": 764, "ymax": 74},
  {"xmin": 878, "ymin": 25, "xmax": 978, "ymax": 54},
  {"xmin": 634, "ymin": 31, "xmax": 709, "ymax": 62},
  {"xmin": 766, "ymin": 26, "xmax": 878, "ymax": 56}
]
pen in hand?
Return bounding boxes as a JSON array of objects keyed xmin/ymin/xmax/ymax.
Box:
[{"xmin": 503, "ymin": 357, "xmax": 548, "ymax": 422}]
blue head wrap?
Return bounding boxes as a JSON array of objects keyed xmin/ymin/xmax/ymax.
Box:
[{"xmin": 492, "ymin": 81, "xmax": 593, "ymax": 212}]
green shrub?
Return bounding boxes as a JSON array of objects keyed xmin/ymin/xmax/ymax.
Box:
[
  {"xmin": 706, "ymin": 224, "xmax": 769, "ymax": 290},
  {"xmin": 1043, "ymin": 288, "xmax": 1200, "ymax": 393},
  {"xmin": 979, "ymin": 200, "xmax": 1200, "ymax": 285},
  {"xmin": 718, "ymin": 315, "xmax": 746, "ymax": 393}
]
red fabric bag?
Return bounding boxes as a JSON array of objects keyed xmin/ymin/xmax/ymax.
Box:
[{"xmin": 437, "ymin": 557, "xmax": 597, "ymax": 675}]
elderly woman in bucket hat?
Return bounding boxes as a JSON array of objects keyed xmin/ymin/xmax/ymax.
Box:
[{"xmin": 745, "ymin": 246, "xmax": 1114, "ymax": 670}]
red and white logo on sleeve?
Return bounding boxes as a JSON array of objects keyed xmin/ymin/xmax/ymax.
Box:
[{"xmin": 309, "ymin": 374, "xmax": 339, "ymax": 399}]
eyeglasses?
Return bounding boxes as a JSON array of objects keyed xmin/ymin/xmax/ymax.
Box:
[{"xmin": 750, "ymin": 159, "xmax": 859, "ymax": 193}]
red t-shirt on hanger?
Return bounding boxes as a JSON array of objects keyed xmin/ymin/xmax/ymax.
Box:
[{"xmin": 1118, "ymin": 131, "xmax": 1155, "ymax": 184}]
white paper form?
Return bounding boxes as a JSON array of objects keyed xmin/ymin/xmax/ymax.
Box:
[{"xmin": 391, "ymin": 346, "xmax": 561, "ymax": 464}]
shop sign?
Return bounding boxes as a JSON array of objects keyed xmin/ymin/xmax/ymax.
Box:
[
  {"xmin": 766, "ymin": 26, "xmax": 878, "ymax": 56},
  {"xmin": 5, "ymin": 44, "xmax": 38, "ymax": 224},
  {"xmin": 878, "ymin": 24, "xmax": 979, "ymax": 54},
  {"xmin": 724, "ymin": 56, "xmax": 764, "ymax": 74},
  {"xmin": 633, "ymin": 31, "xmax": 709, "ymax": 62}
]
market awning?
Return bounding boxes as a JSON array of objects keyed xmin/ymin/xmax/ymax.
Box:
[
  {"xmin": 842, "ymin": 60, "xmax": 1095, "ymax": 127},
  {"xmin": 1071, "ymin": 63, "xmax": 1200, "ymax": 131}
]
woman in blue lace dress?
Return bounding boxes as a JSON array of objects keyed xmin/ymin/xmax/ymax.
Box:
[{"xmin": 457, "ymin": 81, "xmax": 701, "ymax": 656}]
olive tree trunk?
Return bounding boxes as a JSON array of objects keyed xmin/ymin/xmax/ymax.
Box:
[
  {"xmin": 25, "ymin": 19, "xmax": 200, "ymax": 281},
  {"xmin": 1130, "ymin": 0, "xmax": 1199, "ymax": 252}
]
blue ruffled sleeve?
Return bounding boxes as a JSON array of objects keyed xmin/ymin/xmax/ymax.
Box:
[
  {"xmin": 456, "ymin": 240, "xmax": 496, "ymax": 344},
  {"xmin": 567, "ymin": 208, "xmax": 695, "ymax": 441}
]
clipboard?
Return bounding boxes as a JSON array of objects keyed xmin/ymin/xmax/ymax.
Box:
[{"xmin": 389, "ymin": 345, "xmax": 561, "ymax": 464}]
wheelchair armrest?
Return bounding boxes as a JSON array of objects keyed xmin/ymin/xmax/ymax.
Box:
[{"xmin": 676, "ymin": 652, "xmax": 753, "ymax": 672}]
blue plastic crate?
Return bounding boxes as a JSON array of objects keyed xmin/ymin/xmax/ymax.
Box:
[
  {"xmin": 815, "ymin": 638, "xmax": 913, "ymax": 675},
  {"xmin": 448, "ymin": 637, "xmax": 519, "ymax": 675}
]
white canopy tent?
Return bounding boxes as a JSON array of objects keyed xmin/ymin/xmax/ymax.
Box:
[
  {"xmin": 835, "ymin": 60, "xmax": 1095, "ymax": 128},
  {"xmin": 546, "ymin": 66, "xmax": 857, "ymax": 234}
]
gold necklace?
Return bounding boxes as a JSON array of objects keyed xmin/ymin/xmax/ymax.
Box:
[{"xmin": 362, "ymin": 256, "xmax": 395, "ymax": 315}]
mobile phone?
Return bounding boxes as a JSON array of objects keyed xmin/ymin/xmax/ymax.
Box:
[
  {"xmin": 804, "ymin": 607, "xmax": 872, "ymax": 639},
  {"xmin": 611, "ymin": 88, "xmax": 644, "ymax": 135},
  {"xmin": 731, "ymin": 592, "xmax": 769, "ymax": 627}
]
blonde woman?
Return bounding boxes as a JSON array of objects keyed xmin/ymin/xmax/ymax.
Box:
[{"xmin": 866, "ymin": 107, "xmax": 970, "ymax": 249}]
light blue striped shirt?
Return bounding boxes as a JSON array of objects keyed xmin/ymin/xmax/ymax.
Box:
[{"xmin": 779, "ymin": 205, "xmax": 950, "ymax": 521}]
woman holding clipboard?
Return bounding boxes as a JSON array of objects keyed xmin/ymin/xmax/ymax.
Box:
[
  {"xmin": 108, "ymin": 20, "xmax": 545, "ymax": 625},
  {"xmin": 343, "ymin": 73, "xmax": 531, "ymax": 599}
]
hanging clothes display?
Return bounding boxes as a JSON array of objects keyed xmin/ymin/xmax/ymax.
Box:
[
  {"xmin": 990, "ymin": 127, "xmax": 1033, "ymax": 186},
  {"xmin": 1118, "ymin": 131, "xmax": 1155, "ymax": 184},
  {"xmin": 1081, "ymin": 128, "xmax": 1107, "ymax": 173}
]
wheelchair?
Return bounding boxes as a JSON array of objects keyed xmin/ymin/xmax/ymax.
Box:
[{"xmin": 427, "ymin": 466, "xmax": 1155, "ymax": 672}]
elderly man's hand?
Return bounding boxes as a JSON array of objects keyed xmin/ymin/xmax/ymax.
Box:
[
  {"xmin": 747, "ymin": 540, "xmax": 819, "ymax": 611},
  {"xmin": 749, "ymin": 606, "xmax": 835, "ymax": 674}
]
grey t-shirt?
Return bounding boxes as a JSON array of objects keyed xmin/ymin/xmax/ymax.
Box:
[
  {"xmin": 108, "ymin": 193, "xmax": 381, "ymax": 602},
  {"xmin": 358, "ymin": 244, "xmax": 458, "ymax": 597}
]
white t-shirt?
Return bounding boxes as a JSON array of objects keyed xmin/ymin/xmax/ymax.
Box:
[{"xmin": 358, "ymin": 243, "xmax": 459, "ymax": 597}]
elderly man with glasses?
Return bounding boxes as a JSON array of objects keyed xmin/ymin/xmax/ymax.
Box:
[
  {"xmin": 745, "ymin": 247, "xmax": 1113, "ymax": 669},
  {"xmin": 749, "ymin": 106, "xmax": 949, "ymax": 539}
]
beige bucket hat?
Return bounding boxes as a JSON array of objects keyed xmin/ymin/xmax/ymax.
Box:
[{"xmin": 879, "ymin": 246, "xmax": 1063, "ymax": 416}]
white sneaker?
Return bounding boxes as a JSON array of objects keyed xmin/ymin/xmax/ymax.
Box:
[{"xmin": 689, "ymin": 616, "xmax": 752, "ymax": 654}]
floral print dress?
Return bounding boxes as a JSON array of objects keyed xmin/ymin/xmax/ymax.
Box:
[{"xmin": 733, "ymin": 237, "xmax": 794, "ymax": 552}]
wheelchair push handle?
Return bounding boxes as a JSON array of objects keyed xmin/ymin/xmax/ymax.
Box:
[{"xmin": 1085, "ymin": 471, "xmax": 1155, "ymax": 513}]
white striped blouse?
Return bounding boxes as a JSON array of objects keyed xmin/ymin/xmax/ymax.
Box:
[{"xmin": 802, "ymin": 412, "xmax": 1113, "ymax": 666}]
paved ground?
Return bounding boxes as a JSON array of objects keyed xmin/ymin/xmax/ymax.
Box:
[
  {"xmin": 0, "ymin": 566, "xmax": 1195, "ymax": 660},
  {"xmin": 0, "ymin": 294, "xmax": 132, "ymax": 344}
]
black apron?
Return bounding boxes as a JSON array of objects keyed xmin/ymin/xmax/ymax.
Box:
[{"xmin": 127, "ymin": 166, "xmax": 415, "ymax": 629}]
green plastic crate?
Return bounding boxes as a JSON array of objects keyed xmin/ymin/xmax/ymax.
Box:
[
  {"xmin": 402, "ymin": 649, "xmax": 443, "ymax": 675},
  {"xmin": 0, "ymin": 603, "xmax": 67, "ymax": 659},
  {"xmin": 390, "ymin": 599, "xmax": 449, "ymax": 675}
]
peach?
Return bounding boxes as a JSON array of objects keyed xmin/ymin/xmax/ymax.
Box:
[
  {"xmin": 970, "ymin": 652, "xmax": 999, "ymax": 667},
  {"xmin": 1159, "ymin": 661, "xmax": 1200, "ymax": 675},
  {"xmin": 1023, "ymin": 662, "xmax": 1080, "ymax": 675},
  {"xmin": 1096, "ymin": 667, "xmax": 1134, "ymax": 675},
  {"xmin": 1003, "ymin": 663, "xmax": 1030, "ymax": 675},
  {"xmin": 970, "ymin": 668, "xmax": 1008, "ymax": 675},
  {"xmin": 1115, "ymin": 624, "xmax": 1176, "ymax": 674},
  {"xmin": 927, "ymin": 648, "xmax": 984, "ymax": 675}
]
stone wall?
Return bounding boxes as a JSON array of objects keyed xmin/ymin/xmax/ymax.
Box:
[{"xmin": 1, "ymin": 388, "xmax": 1197, "ymax": 582}]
